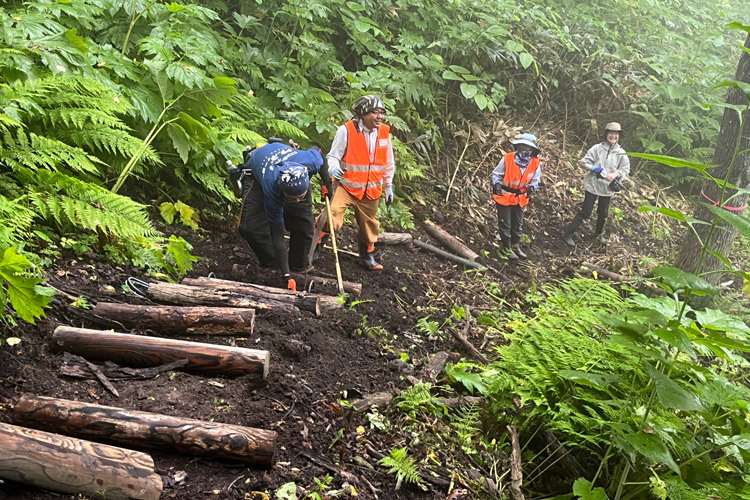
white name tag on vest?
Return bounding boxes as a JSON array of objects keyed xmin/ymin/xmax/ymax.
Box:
[{"xmin": 378, "ymin": 138, "xmax": 388, "ymax": 147}]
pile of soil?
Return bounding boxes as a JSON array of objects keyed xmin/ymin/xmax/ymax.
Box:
[{"xmin": 0, "ymin": 141, "xmax": 676, "ymax": 499}]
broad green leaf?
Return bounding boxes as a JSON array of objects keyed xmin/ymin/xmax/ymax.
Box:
[
  {"xmin": 167, "ymin": 123, "xmax": 192, "ymax": 164},
  {"xmin": 617, "ymin": 430, "xmax": 680, "ymax": 473},
  {"xmin": 0, "ymin": 247, "xmax": 53, "ymax": 324},
  {"xmin": 354, "ymin": 19, "xmax": 371, "ymax": 33},
  {"xmin": 474, "ymin": 93, "xmax": 489, "ymax": 110},
  {"xmin": 700, "ymin": 203, "xmax": 750, "ymax": 239},
  {"xmin": 693, "ymin": 309, "xmax": 750, "ymax": 335},
  {"xmin": 558, "ymin": 370, "xmax": 619, "ymax": 389},
  {"xmin": 159, "ymin": 202, "xmax": 178, "ymax": 225},
  {"xmin": 626, "ymin": 153, "xmax": 715, "ymax": 172},
  {"xmin": 572, "ymin": 478, "xmax": 608, "ymax": 500},
  {"xmin": 714, "ymin": 80, "xmax": 750, "ymax": 99},
  {"xmin": 449, "ymin": 65, "xmax": 471, "ymax": 74},
  {"xmin": 346, "ymin": 1, "xmax": 366, "ymax": 11},
  {"xmin": 274, "ymin": 482, "xmax": 297, "ymax": 500},
  {"xmin": 726, "ymin": 22, "xmax": 750, "ymax": 32},
  {"xmin": 638, "ymin": 206, "xmax": 707, "ymax": 226},
  {"xmin": 445, "ymin": 363, "xmax": 487, "ymax": 394},
  {"xmin": 441, "ymin": 70, "xmax": 463, "ymax": 81},
  {"xmin": 519, "ymin": 52, "xmax": 533, "ymax": 69},
  {"xmin": 652, "ymin": 265, "xmax": 719, "ymax": 294},
  {"xmin": 460, "ymin": 83, "xmax": 478, "ymax": 99},
  {"xmin": 506, "ymin": 40, "xmax": 524, "ymax": 52},
  {"xmin": 651, "ymin": 324, "xmax": 694, "ymax": 357},
  {"xmin": 692, "ymin": 331, "xmax": 750, "ymax": 354},
  {"xmin": 645, "ymin": 363, "xmax": 705, "ymax": 412},
  {"xmin": 64, "ymin": 29, "xmax": 88, "ymax": 52}
]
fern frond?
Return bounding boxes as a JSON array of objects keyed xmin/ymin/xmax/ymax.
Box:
[
  {"xmin": 0, "ymin": 130, "xmax": 102, "ymax": 175},
  {"xmin": 68, "ymin": 128, "xmax": 161, "ymax": 165},
  {"xmin": 26, "ymin": 171, "xmax": 160, "ymax": 239},
  {"xmin": 378, "ymin": 447, "xmax": 425, "ymax": 489},
  {"xmin": 44, "ymin": 108, "xmax": 131, "ymax": 131},
  {"xmin": 0, "ymin": 195, "xmax": 35, "ymax": 249}
]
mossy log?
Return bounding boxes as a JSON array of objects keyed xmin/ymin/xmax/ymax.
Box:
[
  {"xmin": 0, "ymin": 421, "xmax": 162, "ymax": 500},
  {"xmin": 13, "ymin": 395, "xmax": 276, "ymax": 466},
  {"xmin": 52, "ymin": 326, "xmax": 269, "ymax": 378}
]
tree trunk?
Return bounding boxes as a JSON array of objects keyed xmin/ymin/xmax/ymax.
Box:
[
  {"xmin": 147, "ymin": 282, "xmax": 300, "ymax": 313},
  {"xmin": 52, "ymin": 326, "xmax": 269, "ymax": 378},
  {"xmin": 13, "ymin": 395, "xmax": 277, "ymax": 466},
  {"xmin": 92, "ymin": 303, "xmax": 255, "ymax": 335},
  {"xmin": 412, "ymin": 239, "xmax": 487, "ymax": 271},
  {"xmin": 421, "ymin": 220, "xmax": 480, "ymax": 260},
  {"xmin": 675, "ymin": 33, "xmax": 750, "ymax": 282},
  {"xmin": 0, "ymin": 422, "xmax": 162, "ymax": 500},
  {"xmin": 182, "ymin": 277, "xmax": 343, "ymax": 315},
  {"xmin": 377, "ymin": 232, "xmax": 413, "ymax": 245}
]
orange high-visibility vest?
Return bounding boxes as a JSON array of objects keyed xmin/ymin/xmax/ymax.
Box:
[
  {"xmin": 340, "ymin": 120, "xmax": 390, "ymax": 200},
  {"xmin": 493, "ymin": 152, "xmax": 540, "ymax": 207}
]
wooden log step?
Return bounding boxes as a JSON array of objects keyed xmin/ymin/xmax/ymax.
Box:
[
  {"xmin": 377, "ymin": 232, "xmax": 413, "ymax": 245},
  {"xmin": 13, "ymin": 395, "xmax": 277, "ymax": 466},
  {"xmin": 147, "ymin": 282, "xmax": 300, "ymax": 313},
  {"xmin": 291, "ymin": 273, "xmax": 362, "ymax": 296},
  {"xmin": 52, "ymin": 326, "xmax": 269, "ymax": 378},
  {"xmin": 92, "ymin": 303, "xmax": 255, "ymax": 335},
  {"xmin": 0, "ymin": 421, "xmax": 162, "ymax": 500},
  {"xmin": 182, "ymin": 277, "xmax": 343, "ymax": 315},
  {"xmin": 422, "ymin": 220, "xmax": 479, "ymax": 260},
  {"xmin": 412, "ymin": 239, "xmax": 487, "ymax": 271}
]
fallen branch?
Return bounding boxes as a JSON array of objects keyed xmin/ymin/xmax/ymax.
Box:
[
  {"xmin": 61, "ymin": 352, "xmax": 188, "ymax": 381},
  {"xmin": 421, "ymin": 351, "xmax": 451, "ymax": 383},
  {"xmin": 412, "ymin": 239, "xmax": 486, "ymax": 271},
  {"xmin": 448, "ymin": 306, "xmax": 488, "ymax": 364},
  {"xmin": 422, "ymin": 220, "xmax": 479, "ymax": 261},
  {"xmin": 83, "ymin": 358, "xmax": 119, "ymax": 397}
]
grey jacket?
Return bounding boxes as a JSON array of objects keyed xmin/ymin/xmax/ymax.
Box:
[{"xmin": 580, "ymin": 142, "xmax": 630, "ymax": 197}]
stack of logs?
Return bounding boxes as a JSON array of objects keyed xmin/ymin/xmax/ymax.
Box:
[{"xmin": 0, "ymin": 275, "xmax": 351, "ymax": 499}]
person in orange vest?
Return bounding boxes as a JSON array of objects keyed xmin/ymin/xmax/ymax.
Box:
[
  {"xmin": 312, "ymin": 95, "xmax": 395, "ymax": 270},
  {"xmin": 491, "ymin": 133, "xmax": 541, "ymax": 260}
]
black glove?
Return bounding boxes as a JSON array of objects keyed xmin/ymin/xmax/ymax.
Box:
[
  {"xmin": 492, "ymin": 183, "xmax": 503, "ymax": 195},
  {"xmin": 527, "ymin": 185, "xmax": 537, "ymax": 195}
]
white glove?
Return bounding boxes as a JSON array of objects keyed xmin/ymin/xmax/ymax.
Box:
[{"xmin": 329, "ymin": 165, "xmax": 344, "ymax": 180}]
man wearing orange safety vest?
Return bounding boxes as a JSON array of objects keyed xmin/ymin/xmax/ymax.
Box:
[
  {"xmin": 491, "ymin": 133, "xmax": 541, "ymax": 260},
  {"xmin": 313, "ymin": 95, "xmax": 395, "ymax": 270}
]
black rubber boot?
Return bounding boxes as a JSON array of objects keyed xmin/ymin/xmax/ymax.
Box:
[
  {"xmin": 311, "ymin": 234, "xmax": 330, "ymax": 262},
  {"xmin": 502, "ymin": 241, "xmax": 518, "ymax": 260},
  {"xmin": 359, "ymin": 242, "xmax": 383, "ymax": 270},
  {"xmin": 514, "ymin": 245, "xmax": 527, "ymax": 259},
  {"xmin": 562, "ymin": 232, "xmax": 576, "ymax": 246},
  {"xmin": 563, "ymin": 213, "xmax": 585, "ymax": 246}
]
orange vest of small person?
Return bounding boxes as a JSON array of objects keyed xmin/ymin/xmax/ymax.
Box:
[
  {"xmin": 339, "ymin": 120, "xmax": 391, "ymax": 200},
  {"xmin": 492, "ymin": 152, "xmax": 540, "ymax": 207}
]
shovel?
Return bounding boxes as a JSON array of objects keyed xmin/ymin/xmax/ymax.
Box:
[{"xmin": 324, "ymin": 195, "xmax": 345, "ymax": 295}]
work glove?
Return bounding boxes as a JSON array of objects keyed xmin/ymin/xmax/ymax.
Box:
[
  {"xmin": 384, "ymin": 185, "xmax": 394, "ymax": 205},
  {"xmin": 527, "ymin": 185, "xmax": 537, "ymax": 195},
  {"xmin": 591, "ymin": 166, "xmax": 603, "ymax": 175},
  {"xmin": 329, "ymin": 165, "xmax": 344, "ymax": 180},
  {"xmin": 321, "ymin": 183, "xmax": 332, "ymax": 202},
  {"xmin": 492, "ymin": 183, "xmax": 503, "ymax": 195},
  {"xmin": 283, "ymin": 274, "xmax": 297, "ymax": 292},
  {"xmin": 605, "ymin": 172, "xmax": 618, "ymax": 182}
]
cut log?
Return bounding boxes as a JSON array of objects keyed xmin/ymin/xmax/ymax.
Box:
[
  {"xmin": 422, "ymin": 351, "xmax": 451, "ymax": 383},
  {"xmin": 0, "ymin": 421, "xmax": 162, "ymax": 500},
  {"xmin": 291, "ymin": 273, "xmax": 362, "ymax": 296},
  {"xmin": 92, "ymin": 303, "xmax": 255, "ymax": 335},
  {"xmin": 52, "ymin": 326, "xmax": 269, "ymax": 378},
  {"xmin": 13, "ymin": 395, "xmax": 277, "ymax": 466},
  {"xmin": 422, "ymin": 220, "xmax": 480, "ymax": 260},
  {"xmin": 182, "ymin": 277, "xmax": 342, "ymax": 315},
  {"xmin": 377, "ymin": 232, "xmax": 413, "ymax": 245},
  {"xmin": 413, "ymin": 239, "xmax": 487, "ymax": 271},
  {"xmin": 147, "ymin": 282, "xmax": 299, "ymax": 313}
]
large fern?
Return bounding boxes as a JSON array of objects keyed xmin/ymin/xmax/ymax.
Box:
[{"xmin": 378, "ymin": 447, "xmax": 426, "ymax": 490}]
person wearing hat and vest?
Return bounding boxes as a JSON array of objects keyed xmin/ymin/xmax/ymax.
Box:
[
  {"xmin": 562, "ymin": 122, "xmax": 630, "ymax": 246},
  {"xmin": 238, "ymin": 142, "xmax": 330, "ymax": 291},
  {"xmin": 313, "ymin": 94, "xmax": 395, "ymax": 270},
  {"xmin": 492, "ymin": 133, "xmax": 541, "ymax": 260}
]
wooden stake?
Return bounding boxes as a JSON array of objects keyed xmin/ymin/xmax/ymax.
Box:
[
  {"xmin": 0, "ymin": 421, "xmax": 162, "ymax": 500},
  {"xmin": 325, "ymin": 195, "xmax": 345, "ymax": 294},
  {"xmin": 13, "ymin": 395, "xmax": 277, "ymax": 466},
  {"xmin": 52, "ymin": 326, "xmax": 269, "ymax": 378}
]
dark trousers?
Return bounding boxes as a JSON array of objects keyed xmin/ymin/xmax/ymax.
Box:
[
  {"xmin": 238, "ymin": 180, "xmax": 314, "ymax": 270},
  {"xmin": 566, "ymin": 191, "xmax": 611, "ymax": 236},
  {"xmin": 496, "ymin": 204, "xmax": 525, "ymax": 245}
]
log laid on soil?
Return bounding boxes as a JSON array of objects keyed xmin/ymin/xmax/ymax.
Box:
[
  {"xmin": 377, "ymin": 232, "xmax": 413, "ymax": 245},
  {"xmin": 148, "ymin": 282, "xmax": 299, "ymax": 313},
  {"xmin": 92, "ymin": 303, "xmax": 255, "ymax": 335},
  {"xmin": 291, "ymin": 273, "xmax": 362, "ymax": 296},
  {"xmin": 52, "ymin": 326, "xmax": 269, "ymax": 378},
  {"xmin": 422, "ymin": 220, "xmax": 480, "ymax": 260},
  {"xmin": 0, "ymin": 421, "xmax": 162, "ymax": 500},
  {"xmin": 13, "ymin": 395, "xmax": 277, "ymax": 466},
  {"xmin": 413, "ymin": 239, "xmax": 487, "ymax": 271},
  {"xmin": 182, "ymin": 277, "xmax": 343, "ymax": 315}
]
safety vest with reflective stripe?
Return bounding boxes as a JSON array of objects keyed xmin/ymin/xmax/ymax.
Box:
[
  {"xmin": 492, "ymin": 152, "xmax": 540, "ymax": 207},
  {"xmin": 340, "ymin": 120, "xmax": 390, "ymax": 200}
]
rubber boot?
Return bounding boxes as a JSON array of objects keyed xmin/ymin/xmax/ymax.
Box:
[
  {"xmin": 562, "ymin": 213, "xmax": 585, "ymax": 247},
  {"xmin": 311, "ymin": 233, "xmax": 329, "ymax": 262},
  {"xmin": 513, "ymin": 244, "xmax": 527, "ymax": 259},
  {"xmin": 595, "ymin": 233, "xmax": 607, "ymax": 244},
  {"xmin": 562, "ymin": 232, "xmax": 576, "ymax": 247},
  {"xmin": 359, "ymin": 242, "xmax": 383, "ymax": 270},
  {"xmin": 502, "ymin": 241, "xmax": 518, "ymax": 260}
]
